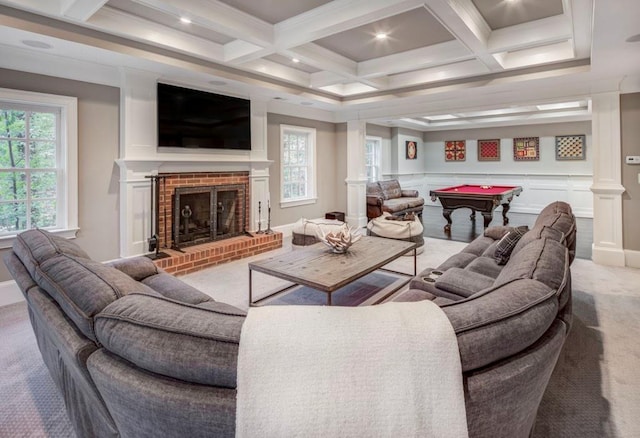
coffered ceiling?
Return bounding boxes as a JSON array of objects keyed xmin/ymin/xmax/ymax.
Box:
[{"xmin": 0, "ymin": 0, "xmax": 639, "ymax": 130}]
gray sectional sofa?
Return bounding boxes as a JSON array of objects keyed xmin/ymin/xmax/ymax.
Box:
[
  {"xmin": 3, "ymin": 200, "xmax": 575, "ymax": 438},
  {"xmin": 394, "ymin": 200, "xmax": 576, "ymax": 436}
]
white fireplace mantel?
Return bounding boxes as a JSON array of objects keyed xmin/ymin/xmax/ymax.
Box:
[{"xmin": 115, "ymin": 157, "xmax": 273, "ymax": 174}]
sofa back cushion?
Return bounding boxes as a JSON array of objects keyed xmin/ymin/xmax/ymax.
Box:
[
  {"xmin": 13, "ymin": 229, "xmax": 160, "ymax": 342},
  {"xmin": 378, "ymin": 179, "xmax": 402, "ymax": 199},
  {"xmin": 95, "ymin": 294, "xmax": 246, "ymax": 388},
  {"xmin": 366, "ymin": 182, "xmax": 383, "ymax": 198},
  {"xmin": 495, "ymin": 237, "xmax": 568, "ymax": 292}
]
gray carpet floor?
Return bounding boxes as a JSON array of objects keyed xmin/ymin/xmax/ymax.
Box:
[{"xmin": 1, "ymin": 237, "xmax": 639, "ymax": 437}]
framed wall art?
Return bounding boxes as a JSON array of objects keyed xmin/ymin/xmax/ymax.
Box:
[
  {"xmin": 513, "ymin": 137, "xmax": 539, "ymax": 161},
  {"xmin": 406, "ymin": 140, "xmax": 417, "ymax": 160},
  {"xmin": 445, "ymin": 140, "xmax": 466, "ymax": 161},
  {"xmin": 556, "ymin": 135, "xmax": 586, "ymax": 160},
  {"xmin": 478, "ymin": 139, "xmax": 500, "ymax": 161}
]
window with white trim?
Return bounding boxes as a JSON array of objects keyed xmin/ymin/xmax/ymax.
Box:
[
  {"xmin": 0, "ymin": 88, "xmax": 78, "ymax": 247},
  {"xmin": 365, "ymin": 136, "xmax": 382, "ymax": 182},
  {"xmin": 280, "ymin": 125, "xmax": 316, "ymax": 207}
]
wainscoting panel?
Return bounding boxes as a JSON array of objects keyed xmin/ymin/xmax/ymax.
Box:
[{"xmin": 416, "ymin": 173, "xmax": 593, "ymax": 218}]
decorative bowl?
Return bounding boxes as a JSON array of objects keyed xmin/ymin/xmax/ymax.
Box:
[{"xmin": 318, "ymin": 224, "xmax": 362, "ymax": 253}]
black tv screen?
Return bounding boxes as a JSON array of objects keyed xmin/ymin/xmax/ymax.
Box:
[{"xmin": 157, "ymin": 83, "xmax": 251, "ymax": 150}]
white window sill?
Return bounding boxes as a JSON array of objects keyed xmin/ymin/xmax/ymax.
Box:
[
  {"xmin": 0, "ymin": 228, "xmax": 80, "ymax": 250},
  {"xmin": 280, "ymin": 197, "xmax": 317, "ymax": 209}
]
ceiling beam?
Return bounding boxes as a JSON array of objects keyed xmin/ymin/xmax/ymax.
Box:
[
  {"xmin": 61, "ymin": 0, "xmax": 107, "ymax": 21},
  {"xmin": 274, "ymin": 0, "xmax": 424, "ymax": 49},
  {"xmin": 132, "ymin": 0, "xmax": 273, "ymax": 47},
  {"xmin": 88, "ymin": 6, "xmax": 225, "ymax": 61},
  {"xmin": 358, "ymin": 40, "xmax": 472, "ymax": 78}
]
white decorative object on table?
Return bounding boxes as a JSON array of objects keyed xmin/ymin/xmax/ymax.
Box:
[{"xmin": 318, "ymin": 224, "xmax": 361, "ymax": 253}]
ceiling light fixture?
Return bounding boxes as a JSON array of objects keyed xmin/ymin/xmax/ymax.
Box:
[
  {"xmin": 180, "ymin": 17, "xmax": 192, "ymax": 24},
  {"xmin": 21, "ymin": 40, "xmax": 53, "ymax": 49},
  {"xmin": 375, "ymin": 32, "xmax": 388, "ymax": 40},
  {"xmin": 292, "ymin": 58, "xmax": 300, "ymax": 63}
]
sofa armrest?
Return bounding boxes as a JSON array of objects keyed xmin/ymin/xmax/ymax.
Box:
[
  {"xmin": 401, "ymin": 189, "xmax": 419, "ymax": 198},
  {"xmin": 435, "ymin": 267, "xmax": 495, "ymax": 298},
  {"xmin": 366, "ymin": 195, "xmax": 384, "ymax": 206},
  {"xmin": 106, "ymin": 256, "xmax": 159, "ymax": 281}
]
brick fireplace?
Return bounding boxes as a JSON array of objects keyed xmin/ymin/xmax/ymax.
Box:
[{"xmin": 150, "ymin": 171, "xmax": 281, "ymax": 275}]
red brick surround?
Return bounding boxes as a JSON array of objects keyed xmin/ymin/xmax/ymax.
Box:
[
  {"xmin": 157, "ymin": 171, "xmax": 250, "ymax": 248},
  {"xmin": 150, "ymin": 171, "xmax": 282, "ymax": 275}
]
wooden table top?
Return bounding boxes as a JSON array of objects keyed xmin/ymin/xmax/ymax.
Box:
[{"xmin": 249, "ymin": 236, "xmax": 415, "ymax": 292}]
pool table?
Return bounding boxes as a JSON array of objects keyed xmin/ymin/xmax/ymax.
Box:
[{"xmin": 429, "ymin": 184, "xmax": 523, "ymax": 232}]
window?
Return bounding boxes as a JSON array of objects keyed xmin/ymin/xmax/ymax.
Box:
[
  {"xmin": 280, "ymin": 125, "xmax": 316, "ymax": 207},
  {"xmin": 0, "ymin": 88, "xmax": 78, "ymax": 248},
  {"xmin": 365, "ymin": 136, "xmax": 382, "ymax": 182}
]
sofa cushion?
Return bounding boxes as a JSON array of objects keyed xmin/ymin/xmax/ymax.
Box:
[
  {"xmin": 366, "ymin": 181, "xmax": 383, "ymax": 198},
  {"xmin": 379, "ymin": 180, "xmax": 402, "ymax": 199},
  {"xmin": 495, "ymin": 237, "xmax": 568, "ymax": 292},
  {"xmin": 494, "ymin": 225, "xmax": 529, "ymax": 265},
  {"xmin": 95, "ymin": 294, "xmax": 246, "ymax": 388},
  {"xmin": 466, "ymin": 257, "xmax": 503, "ymax": 279},
  {"xmin": 13, "ymin": 230, "xmax": 161, "ymax": 342},
  {"xmin": 435, "ymin": 268, "xmax": 495, "ymax": 298},
  {"xmin": 442, "ymin": 278, "xmax": 559, "ymax": 372},
  {"xmin": 511, "ymin": 225, "xmax": 564, "ymax": 258},
  {"xmin": 380, "ymin": 197, "xmax": 422, "ymax": 213},
  {"xmin": 107, "ymin": 256, "xmax": 159, "ymax": 281},
  {"xmin": 461, "ymin": 236, "xmax": 496, "ymax": 257},
  {"xmin": 483, "ymin": 226, "xmax": 513, "ymax": 240},
  {"xmin": 437, "ymin": 252, "xmax": 477, "ymax": 270},
  {"xmin": 142, "ymin": 273, "xmax": 214, "ymax": 305},
  {"xmin": 13, "ymin": 229, "xmax": 90, "ymax": 280},
  {"xmin": 34, "ymin": 254, "xmax": 162, "ymax": 341}
]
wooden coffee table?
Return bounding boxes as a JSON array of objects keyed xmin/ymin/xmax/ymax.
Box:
[{"xmin": 249, "ymin": 236, "xmax": 416, "ymax": 306}]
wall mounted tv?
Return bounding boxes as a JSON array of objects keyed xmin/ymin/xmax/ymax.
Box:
[{"xmin": 157, "ymin": 83, "xmax": 251, "ymax": 150}]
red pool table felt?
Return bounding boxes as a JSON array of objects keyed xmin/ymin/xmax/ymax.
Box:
[{"xmin": 433, "ymin": 185, "xmax": 518, "ymax": 195}]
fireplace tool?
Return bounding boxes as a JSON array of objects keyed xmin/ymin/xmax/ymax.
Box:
[
  {"xmin": 256, "ymin": 201, "xmax": 265, "ymax": 234},
  {"xmin": 265, "ymin": 200, "xmax": 273, "ymax": 234},
  {"xmin": 145, "ymin": 175, "xmax": 169, "ymax": 260}
]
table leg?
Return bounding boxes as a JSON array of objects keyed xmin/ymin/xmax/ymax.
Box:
[
  {"xmin": 501, "ymin": 203, "xmax": 511, "ymax": 225},
  {"xmin": 470, "ymin": 210, "xmax": 476, "ymax": 220},
  {"xmin": 248, "ymin": 268, "xmax": 253, "ymax": 307},
  {"xmin": 482, "ymin": 212, "xmax": 493, "ymax": 228},
  {"xmin": 443, "ymin": 208, "xmax": 453, "ymax": 232}
]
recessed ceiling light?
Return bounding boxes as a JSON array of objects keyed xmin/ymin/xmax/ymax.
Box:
[
  {"xmin": 208, "ymin": 80, "xmax": 227, "ymax": 86},
  {"xmin": 180, "ymin": 17, "xmax": 192, "ymax": 24},
  {"xmin": 626, "ymin": 33, "xmax": 640, "ymax": 43},
  {"xmin": 375, "ymin": 32, "xmax": 388, "ymax": 40},
  {"xmin": 291, "ymin": 58, "xmax": 300, "ymax": 63},
  {"xmin": 300, "ymin": 101, "xmax": 313, "ymax": 106},
  {"xmin": 21, "ymin": 40, "xmax": 52, "ymax": 49}
]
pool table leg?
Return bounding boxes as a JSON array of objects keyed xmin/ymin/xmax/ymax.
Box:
[
  {"xmin": 501, "ymin": 203, "xmax": 511, "ymax": 225},
  {"xmin": 482, "ymin": 212, "xmax": 493, "ymax": 228},
  {"xmin": 442, "ymin": 208, "xmax": 453, "ymax": 232}
]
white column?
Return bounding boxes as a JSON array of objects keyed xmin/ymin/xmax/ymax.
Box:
[
  {"xmin": 345, "ymin": 120, "xmax": 368, "ymax": 228},
  {"xmin": 249, "ymin": 97, "xmax": 271, "ymax": 232},
  {"xmin": 118, "ymin": 69, "xmax": 159, "ymax": 257},
  {"xmin": 590, "ymin": 92, "xmax": 626, "ymax": 266}
]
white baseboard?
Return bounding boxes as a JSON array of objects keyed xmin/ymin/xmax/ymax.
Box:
[
  {"xmin": 625, "ymin": 249, "xmax": 640, "ymax": 269},
  {"xmin": 0, "ymin": 280, "xmax": 24, "ymax": 307}
]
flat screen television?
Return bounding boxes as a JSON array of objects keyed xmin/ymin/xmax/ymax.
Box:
[{"xmin": 157, "ymin": 83, "xmax": 251, "ymax": 150}]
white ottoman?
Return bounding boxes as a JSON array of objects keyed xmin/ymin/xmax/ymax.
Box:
[
  {"xmin": 292, "ymin": 218, "xmax": 345, "ymax": 247},
  {"xmin": 366, "ymin": 213, "xmax": 425, "ymax": 255}
]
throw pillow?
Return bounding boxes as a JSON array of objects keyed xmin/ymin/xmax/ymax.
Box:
[{"xmin": 494, "ymin": 225, "xmax": 529, "ymax": 265}]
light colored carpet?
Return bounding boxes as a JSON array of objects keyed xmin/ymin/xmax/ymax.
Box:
[{"xmin": 1, "ymin": 237, "xmax": 639, "ymax": 437}]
